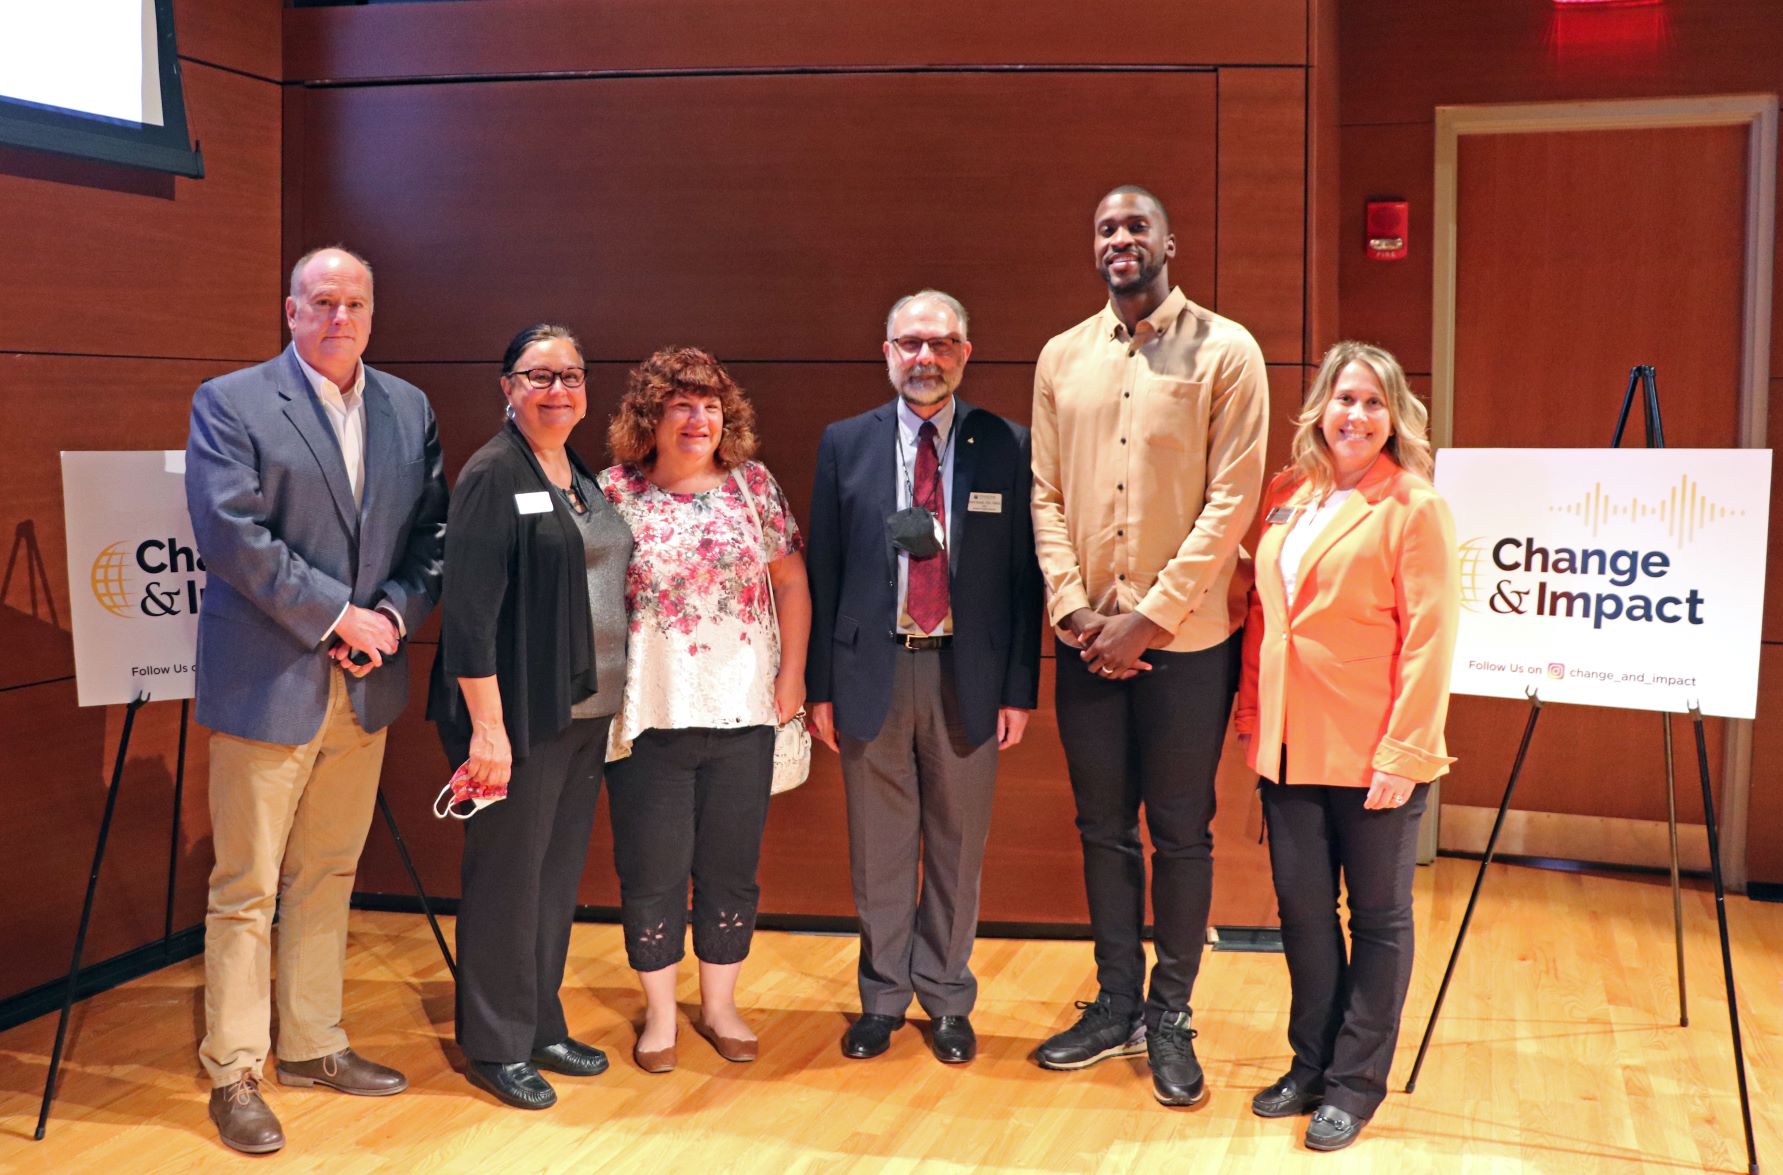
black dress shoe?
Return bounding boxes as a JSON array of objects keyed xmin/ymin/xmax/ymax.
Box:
[
  {"xmin": 466, "ymin": 1060, "xmax": 557, "ymax": 1110},
  {"xmin": 841, "ymin": 1014, "xmax": 905, "ymax": 1059},
  {"xmin": 530, "ymin": 1037, "xmax": 609, "ymax": 1077},
  {"xmin": 1147, "ymin": 1011, "xmax": 1206, "ymax": 1107},
  {"xmin": 929, "ymin": 1016, "xmax": 977, "ymax": 1064},
  {"xmin": 1251, "ymin": 1074, "xmax": 1322, "ymax": 1118},
  {"xmin": 1304, "ymin": 1105, "xmax": 1366, "ymax": 1151}
]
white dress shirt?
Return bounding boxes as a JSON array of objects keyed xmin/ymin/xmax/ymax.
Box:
[
  {"xmin": 1277, "ymin": 488, "xmax": 1353, "ymax": 609},
  {"xmin": 292, "ymin": 349, "xmax": 403, "ymax": 642}
]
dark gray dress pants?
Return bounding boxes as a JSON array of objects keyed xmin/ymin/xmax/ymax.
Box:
[{"xmin": 839, "ymin": 646, "xmax": 999, "ymax": 1018}]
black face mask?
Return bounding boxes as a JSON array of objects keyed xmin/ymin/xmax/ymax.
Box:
[{"xmin": 886, "ymin": 505, "xmax": 945, "ymax": 558}]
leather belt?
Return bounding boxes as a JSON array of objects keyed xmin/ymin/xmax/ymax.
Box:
[{"xmin": 895, "ymin": 634, "xmax": 952, "ymax": 651}]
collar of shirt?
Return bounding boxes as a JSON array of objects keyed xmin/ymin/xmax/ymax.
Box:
[
  {"xmin": 895, "ymin": 393, "xmax": 956, "ymax": 449},
  {"xmin": 1103, "ymin": 285, "xmax": 1190, "ymax": 355},
  {"xmin": 291, "ymin": 345, "xmax": 367, "ymax": 409}
]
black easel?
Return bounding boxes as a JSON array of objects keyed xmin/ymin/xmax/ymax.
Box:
[
  {"xmin": 35, "ymin": 694, "xmax": 457, "ymax": 1140},
  {"xmin": 1403, "ymin": 366, "xmax": 1759, "ymax": 1175}
]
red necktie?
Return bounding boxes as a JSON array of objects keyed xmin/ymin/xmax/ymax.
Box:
[{"xmin": 907, "ymin": 420, "xmax": 949, "ymax": 632}]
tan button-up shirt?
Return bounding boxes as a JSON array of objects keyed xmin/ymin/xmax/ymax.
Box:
[{"xmin": 1031, "ymin": 287, "xmax": 1268, "ymax": 653}]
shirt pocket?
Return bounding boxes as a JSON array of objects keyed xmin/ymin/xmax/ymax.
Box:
[{"xmin": 1139, "ymin": 378, "xmax": 1208, "ymax": 452}]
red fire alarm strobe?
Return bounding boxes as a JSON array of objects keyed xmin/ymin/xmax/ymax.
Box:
[{"xmin": 1365, "ymin": 199, "xmax": 1409, "ymax": 261}]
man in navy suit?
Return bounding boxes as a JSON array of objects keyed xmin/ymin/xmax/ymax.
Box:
[
  {"xmin": 185, "ymin": 246, "xmax": 446, "ymax": 1153},
  {"xmin": 806, "ymin": 290, "xmax": 1042, "ymax": 1064}
]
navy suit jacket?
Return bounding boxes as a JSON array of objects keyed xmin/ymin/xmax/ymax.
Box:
[
  {"xmin": 805, "ymin": 397, "xmax": 1042, "ymax": 748},
  {"xmin": 185, "ymin": 347, "xmax": 447, "ymax": 744}
]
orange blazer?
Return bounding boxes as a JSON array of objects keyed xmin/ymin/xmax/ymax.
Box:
[{"xmin": 1234, "ymin": 455, "xmax": 1459, "ymax": 788}]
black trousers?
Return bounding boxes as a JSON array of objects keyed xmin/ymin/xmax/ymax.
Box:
[
  {"xmin": 449, "ymin": 716, "xmax": 610, "ymax": 1064},
  {"xmin": 1053, "ymin": 633, "xmax": 1238, "ymax": 1027},
  {"xmin": 604, "ymin": 725, "xmax": 774, "ymax": 972},
  {"xmin": 1259, "ymin": 776, "xmax": 1429, "ymax": 1119}
]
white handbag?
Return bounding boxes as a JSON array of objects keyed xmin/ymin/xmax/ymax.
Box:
[{"xmin": 731, "ymin": 467, "xmax": 810, "ymax": 795}]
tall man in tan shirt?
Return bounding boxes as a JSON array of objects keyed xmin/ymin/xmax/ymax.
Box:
[{"xmin": 1030, "ymin": 186, "xmax": 1267, "ymax": 1107}]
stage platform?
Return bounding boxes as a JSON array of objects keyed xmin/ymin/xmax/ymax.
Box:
[{"xmin": 1, "ymin": 856, "xmax": 1777, "ymax": 1172}]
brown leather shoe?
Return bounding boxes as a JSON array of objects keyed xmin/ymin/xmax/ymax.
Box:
[
  {"xmin": 633, "ymin": 1036, "xmax": 678, "ymax": 1074},
  {"xmin": 277, "ymin": 1047, "xmax": 408, "ymax": 1096},
  {"xmin": 695, "ymin": 1020, "xmax": 758, "ymax": 1063},
  {"xmin": 209, "ymin": 1076, "xmax": 284, "ymax": 1154}
]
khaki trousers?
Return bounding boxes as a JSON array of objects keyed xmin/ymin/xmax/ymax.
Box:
[{"xmin": 199, "ymin": 667, "xmax": 387, "ymax": 1087}]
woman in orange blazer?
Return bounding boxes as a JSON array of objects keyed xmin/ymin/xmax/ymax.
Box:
[{"xmin": 1233, "ymin": 341, "xmax": 1458, "ymax": 1152}]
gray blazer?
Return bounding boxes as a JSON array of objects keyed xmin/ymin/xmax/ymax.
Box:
[{"xmin": 185, "ymin": 346, "xmax": 447, "ymax": 744}]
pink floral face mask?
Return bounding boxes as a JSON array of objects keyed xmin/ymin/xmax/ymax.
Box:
[{"xmin": 433, "ymin": 761, "xmax": 508, "ymax": 819}]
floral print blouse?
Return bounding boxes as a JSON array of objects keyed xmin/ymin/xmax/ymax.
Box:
[{"xmin": 598, "ymin": 460, "xmax": 803, "ymax": 759}]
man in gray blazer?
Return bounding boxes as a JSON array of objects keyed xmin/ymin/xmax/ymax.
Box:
[{"xmin": 185, "ymin": 246, "xmax": 446, "ymax": 1154}]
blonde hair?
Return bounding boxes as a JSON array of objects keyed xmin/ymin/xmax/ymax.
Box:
[{"xmin": 1288, "ymin": 341, "xmax": 1433, "ymax": 497}]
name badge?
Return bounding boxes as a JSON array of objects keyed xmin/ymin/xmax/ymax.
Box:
[
  {"xmin": 967, "ymin": 492, "xmax": 1003, "ymax": 513},
  {"xmin": 515, "ymin": 491, "xmax": 553, "ymax": 515},
  {"xmin": 1265, "ymin": 505, "xmax": 1298, "ymax": 525}
]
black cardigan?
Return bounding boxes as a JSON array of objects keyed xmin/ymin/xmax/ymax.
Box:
[{"xmin": 426, "ymin": 422, "xmax": 604, "ymax": 760}]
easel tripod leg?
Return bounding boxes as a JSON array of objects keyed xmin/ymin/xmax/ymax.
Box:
[
  {"xmin": 1404, "ymin": 694, "xmax": 1543, "ymax": 1094},
  {"xmin": 1661, "ymin": 712, "xmax": 1686, "ymax": 1027},
  {"xmin": 1690, "ymin": 709, "xmax": 1759, "ymax": 1175},
  {"xmin": 375, "ymin": 788, "xmax": 458, "ymax": 982},
  {"xmin": 35, "ymin": 695, "xmax": 148, "ymax": 1141},
  {"xmin": 162, "ymin": 699, "xmax": 191, "ymax": 961}
]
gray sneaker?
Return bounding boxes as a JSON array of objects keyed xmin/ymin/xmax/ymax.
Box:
[{"xmin": 1036, "ymin": 996, "xmax": 1146, "ymax": 1070}]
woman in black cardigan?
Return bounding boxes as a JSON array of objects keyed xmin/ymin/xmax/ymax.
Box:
[{"xmin": 427, "ymin": 324, "xmax": 632, "ymax": 1111}]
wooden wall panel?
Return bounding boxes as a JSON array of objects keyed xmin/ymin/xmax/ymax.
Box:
[
  {"xmin": 1305, "ymin": 0, "xmax": 1343, "ymax": 363},
  {"xmin": 1748, "ymin": 644, "xmax": 1783, "ymax": 885},
  {"xmin": 0, "ymin": 62, "xmax": 281, "ymax": 361},
  {"xmin": 1217, "ymin": 69, "xmax": 1307, "ymax": 365},
  {"xmin": 1341, "ymin": 0, "xmax": 1783, "ymax": 130},
  {"xmin": 174, "ymin": 0, "xmax": 283, "ymax": 81},
  {"xmin": 1337, "ymin": 123, "xmax": 1435, "ymax": 374},
  {"xmin": 284, "ymin": 0, "xmax": 1307, "ymax": 83},
  {"xmin": 295, "ymin": 72, "xmax": 1218, "ymax": 368},
  {"xmin": 0, "ymin": 683, "xmax": 210, "ymax": 1002},
  {"xmin": 1452, "ymin": 127, "xmax": 1746, "ymax": 449}
]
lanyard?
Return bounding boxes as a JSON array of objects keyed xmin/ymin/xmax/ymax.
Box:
[{"xmin": 894, "ymin": 412, "xmax": 955, "ymax": 520}]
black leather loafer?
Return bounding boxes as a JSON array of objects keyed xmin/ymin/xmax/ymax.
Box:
[
  {"xmin": 466, "ymin": 1060, "xmax": 557, "ymax": 1110},
  {"xmin": 1304, "ymin": 1105, "xmax": 1365, "ymax": 1151},
  {"xmin": 530, "ymin": 1037, "xmax": 609, "ymax": 1077},
  {"xmin": 842, "ymin": 1014, "xmax": 905, "ymax": 1059},
  {"xmin": 930, "ymin": 1016, "xmax": 977, "ymax": 1064},
  {"xmin": 1251, "ymin": 1074, "xmax": 1322, "ymax": 1118}
]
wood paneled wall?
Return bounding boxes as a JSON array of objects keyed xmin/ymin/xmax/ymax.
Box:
[
  {"xmin": 283, "ymin": 0, "xmax": 1334, "ymax": 927},
  {"xmin": 0, "ymin": 1, "xmax": 284, "ymax": 1005},
  {"xmin": 1335, "ymin": 0, "xmax": 1782, "ymax": 883}
]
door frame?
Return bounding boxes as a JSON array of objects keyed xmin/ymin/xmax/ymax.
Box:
[{"xmin": 1430, "ymin": 93, "xmax": 1777, "ymax": 888}]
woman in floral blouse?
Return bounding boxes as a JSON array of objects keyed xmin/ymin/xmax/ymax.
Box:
[{"xmin": 599, "ymin": 346, "xmax": 810, "ymax": 1073}]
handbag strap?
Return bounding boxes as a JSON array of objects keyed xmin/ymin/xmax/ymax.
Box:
[{"xmin": 729, "ymin": 464, "xmax": 779, "ymax": 632}]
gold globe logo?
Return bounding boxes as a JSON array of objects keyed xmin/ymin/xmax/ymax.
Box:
[
  {"xmin": 90, "ymin": 541, "xmax": 137, "ymax": 618},
  {"xmin": 1457, "ymin": 537, "xmax": 1491, "ymax": 615}
]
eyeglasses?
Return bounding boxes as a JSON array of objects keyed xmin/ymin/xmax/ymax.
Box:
[
  {"xmin": 889, "ymin": 336, "xmax": 964, "ymax": 359},
  {"xmin": 508, "ymin": 367, "xmax": 587, "ymax": 390}
]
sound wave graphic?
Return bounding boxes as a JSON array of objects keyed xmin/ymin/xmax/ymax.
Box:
[{"xmin": 1548, "ymin": 475, "xmax": 1744, "ymax": 545}]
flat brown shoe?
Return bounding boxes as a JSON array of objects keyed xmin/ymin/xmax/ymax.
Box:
[
  {"xmin": 277, "ymin": 1047, "xmax": 408, "ymax": 1096},
  {"xmin": 633, "ymin": 1036, "xmax": 678, "ymax": 1074},
  {"xmin": 209, "ymin": 1076, "xmax": 284, "ymax": 1154},
  {"xmin": 695, "ymin": 1020, "xmax": 758, "ymax": 1063}
]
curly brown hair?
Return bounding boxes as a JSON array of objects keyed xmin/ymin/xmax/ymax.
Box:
[{"xmin": 608, "ymin": 345, "xmax": 759, "ymax": 469}]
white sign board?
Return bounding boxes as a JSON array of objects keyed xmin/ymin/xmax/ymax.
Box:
[
  {"xmin": 61, "ymin": 451, "xmax": 203, "ymax": 707},
  {"xmin": 1436, "ymin": 449, "xmax": 1770, "ymax": 719}
]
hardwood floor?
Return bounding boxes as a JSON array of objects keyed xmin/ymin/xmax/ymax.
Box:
[{"xmin": 1, "ymin": 858, "xmax": 1777, "ymax": 1173}]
